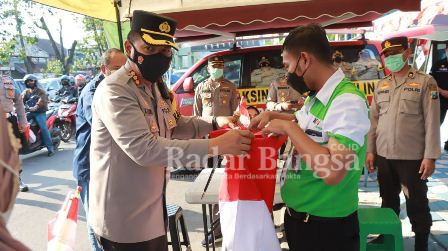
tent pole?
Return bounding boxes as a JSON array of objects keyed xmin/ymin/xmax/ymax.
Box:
[{"xmin": 114, "ymin": 0, "xmax": 124, "ymax": 51}]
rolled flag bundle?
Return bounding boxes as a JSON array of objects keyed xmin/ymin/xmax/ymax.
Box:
[
  {"xmin": 237, "ymin": 98, "xmax": 251, "ymax": 129},
  {"xmin": 209, "ymin": 129, "xmax": 286, "ymax": 251},
  {"xmin": 47, "ymin": 186, "xmax": 81, "ymax": 251}
]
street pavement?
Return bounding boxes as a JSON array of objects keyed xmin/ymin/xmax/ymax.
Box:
[{"xmin": 6, "ymin": 132, "xmax": 448, "ymax": 250}]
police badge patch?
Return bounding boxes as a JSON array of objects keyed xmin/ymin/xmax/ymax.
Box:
[{"xmin": 430, "ymin": 84, "xmax": 439, "ymax": 100}]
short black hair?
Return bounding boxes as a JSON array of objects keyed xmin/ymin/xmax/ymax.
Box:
[
  {"xmin": 247, "ymin": 106, "xmax": 260, "ymax": 115},
  {"xmin": 283, "ymin": 24, "xmax": 332, "ymax": 65},
  {"xmin": 127, "ymin": 30, "xmax": 141, "ymax": 43}
]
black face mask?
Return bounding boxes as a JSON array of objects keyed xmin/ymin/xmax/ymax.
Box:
[
  {"xmin": 287, "ymin": 55, "xmax": 311, "ymax": 95},
  {"xmin": 129, "ymin": 43, "xmax": 172, "ymax": 83},
  {"xmin": 334, "ymin": 56, "xmax": 342, "ymax": 63},
  {"xmin": 25, "ymin": 80, "xmax": 36, "ymax": 89}
]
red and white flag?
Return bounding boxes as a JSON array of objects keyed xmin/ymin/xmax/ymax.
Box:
[
  {"xmin": 210, "ymin": 129, "xmax": 286, "ymax": 251},
  {"xmin": 47, "ymin": 187, "xmax": 81, "ymax": 251}
]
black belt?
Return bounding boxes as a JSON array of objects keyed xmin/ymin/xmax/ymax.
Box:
[{"xmin": 286, "ymin": 207, "xmax": 358, "ymax": 223}]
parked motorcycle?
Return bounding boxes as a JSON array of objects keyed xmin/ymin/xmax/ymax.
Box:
[
  {"xmin": 19, "ymin": 112, "xmax": 61, "ymax": 155},
  {"xmin": 54, "ymin": 96, "xmax": 77, "ymax": 142}
]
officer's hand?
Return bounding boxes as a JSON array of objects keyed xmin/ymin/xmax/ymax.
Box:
[
  {"xmin": 216, "ymin": 115, "xmax": 238, "ymax": 129},
  {"xmin": 280, "ymin": 102, "xmax": 290, "ymax": 111},
  {"xmin": 365, "ymin": 153, "xmax": 376, "ymax": 173},
  {"xmin": 261, "ymin": 119, "xmax": 292, "ymax": 137},
  {"xmin": 248, "ymin": 111, "xmax": 273, "ymax": 130},
  {"xmin": 211, "ymin": 129, "xmax": 254, "ymax": 155},
  {"xmin": 18, "ymin": 123, "xmax": 26, "ymax": 132},
  {"xmin": 419, "ymin": 159, "xmax": 436, "ymax": 180}
]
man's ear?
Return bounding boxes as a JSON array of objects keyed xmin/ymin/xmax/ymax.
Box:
[
  {"xmin": 124, "ymin": 40, "xmax": 132, "ymax": 57},
  {"xmin": 100, "ymin": 64, "xmax": 106, "ymax": 75},
  {"xmin": 301, "ymin": 52, "xmax": 312, "ymax": 69}
]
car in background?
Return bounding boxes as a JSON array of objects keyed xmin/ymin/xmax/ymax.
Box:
[
  {"xmin": 171, "ymin": 40, "xmax": 386, "ymax": 116},
  {"xmin": 40, "ymin": 78, "xmax": 61, "ymax": 100},
  {"xmin": 170, "ymin": 69, "xmax": 188, "ymax": 86}
]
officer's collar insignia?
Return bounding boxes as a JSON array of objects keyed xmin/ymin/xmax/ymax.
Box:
[
  {"xmin": 159, "ymin": 22, "xmax": 171, "ymax": 33},
  {"xmin": 129, "ymin": 70, "xmax": 141, "ymax": 86}
]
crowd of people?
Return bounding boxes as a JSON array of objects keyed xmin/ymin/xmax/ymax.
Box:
[{"xmin": 0, "ymin": 9, "xmax": 446, "ymax": 251}]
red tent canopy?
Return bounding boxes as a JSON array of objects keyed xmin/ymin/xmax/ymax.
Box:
[{"xmin": 153, "ymin": 0, "xmax": 421, "ymax": 41}]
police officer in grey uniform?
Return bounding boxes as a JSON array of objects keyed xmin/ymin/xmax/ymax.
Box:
[
  {"xmin": 194, "ymin": 56, "xmax": 240, "ymax": 118},
  {"xmin": 193, "ymin": 55, "xmax": 240, "ymax": 246},
  {"xmin": 0, "ymin": 75, "xmax": 29, "ymax": 192},
  {"xmin": 89, "ymin": 11, "xmax": 252, "ymax": 251},
  {"xmin": 367, "ymin": 37, "xmax": 441, "ymax": 251},
  {"xmin": 266, "ymin": 75, "xmax": 303, "ymax": 113}
]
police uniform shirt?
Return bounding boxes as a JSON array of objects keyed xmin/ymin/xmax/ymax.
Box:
[
  {"xmin": 430, "ymin": 59, "xmax": 448, "ymax": 107},
  {"xmin": 0, "ymin": 78, "xmax": 26, "ymax": 125},
  {"xmin": 193, "ymin": 78, "xmax": 239, "ymax": 118},
  {"xmin": 266, "ymin": 78, "xmax": 302, "ymax": 112},
  {"xmin": 90, "ymin": 62, "xmax": 214, "ymax": 243},
  {"xmin": 368, "ymin": 68, "xmax": 441, "ymax": 160}
]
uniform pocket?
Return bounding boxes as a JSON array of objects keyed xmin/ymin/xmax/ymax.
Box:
[
  {"xmin": 399, "ymin": 92, "xmax": 420, "ymax": 115},
  {"xmin": 219, "ymin": 93, "xmax": 230, "ymax": 105},
  {"xmin": 201, "ymin": 92, "xmax": 212, "ymax": 106},
  {"xmin": 4, "ymin": 84, "xmax": 15, "ymax": 99},
  {"xmin": 376, "ymin": 94, "xmax": 390, "ymax": 115}
]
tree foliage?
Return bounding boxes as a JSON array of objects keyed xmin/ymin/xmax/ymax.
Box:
[{"xmin": 0, "ymin": 0, "xmax": 39, "ymax": 73}]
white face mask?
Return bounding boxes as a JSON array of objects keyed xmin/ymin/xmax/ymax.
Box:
[{"xmin": 0, "ymin": 159, "xmax": 19, "ymax": 224}]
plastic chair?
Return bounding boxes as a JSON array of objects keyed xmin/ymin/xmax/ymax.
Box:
[
  {"xmin": 167, "ymin": 204, "xmax": 191, "ymax": 251},
  {"xmin": 358, "ymin": 207, "xmax": 403, "ymax": 251}
]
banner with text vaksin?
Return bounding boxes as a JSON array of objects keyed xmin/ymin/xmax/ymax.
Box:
[{"xmin": 209, "ymin": 129, "xmax": 286, "ymax": 251}]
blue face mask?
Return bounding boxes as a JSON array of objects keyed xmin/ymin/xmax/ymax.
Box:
[{"xmin": 210, "ymin": 68, "xmax": 223, "ymax": 80}]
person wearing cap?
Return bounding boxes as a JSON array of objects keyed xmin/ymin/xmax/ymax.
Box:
[
  {"xmin": 250, "ymin": 56, "xmax": 286, "ymax": 87},
  {"xmin": 430, "ymin": 46, "xmax": 448, "ymax": 151},
  {"xmin": 0, "ymin": 75, "xmax": 29, "ymax": 192},
  {"xmin": 194, "ymin": 55, "xmax": 240, "ymax": 118},
  {"xmin": 366, "ymin": 36, "xmax": 441, "ymax": 251},
  {"xmin": 332, "ymin": 50, "xmax": 354, "ymax": 79},
  {"xmin": 89, "ymin": 10, "xmax": 253, "ymax": 250},
  {"xmin": 193, "ymin": 55, "xmax": 240, "ymax": 246},
  {"xmin": 266, "ymin": 75, "xmax": 303, "ymax": 113},
  {"xmin": 352, "ymin": 48, "xmax": 383, "ymax": 81}
]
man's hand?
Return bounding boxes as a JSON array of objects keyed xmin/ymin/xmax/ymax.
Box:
[
  {"xmin": 216, "ymin": 115, "xmax": 238, "ymax": 129},
  {"xmin": 248, "ymin": 111, "xmax": 274, "ymax": 130},
  {"xmin": 365, "ymin": 153, "xmax": 376, "ymax": 173},
  {"xmin": 438, "ymin": 88, "xmax": 448, "ymax": 99},
  {"xmin": 210, "ymin": 129, "xmax": 254, "ymax": 155},
  {"xmin": 29, "ymin": 106, "xmax": 38, "ymax": 112},
  {"xmin": 419, "ymin": 159, "xmax": 435, "ymax": 180},
  {"xmin": 280, "ymin": 102, "xmax": 302, "ymax": 111},
  {"xmin": 18, "ymin": 123, "xmax": 27, "ymax": 132},
  {"xmin": 261, "ymin": 119, "xmax": 293, "ymax": 137}
]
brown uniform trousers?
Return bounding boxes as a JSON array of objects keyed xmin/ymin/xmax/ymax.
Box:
[{"xmin": 368, "ymin": 68, "xmax": 441, "ymax": 237}]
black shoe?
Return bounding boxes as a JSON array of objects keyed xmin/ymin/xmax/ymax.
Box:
[
  {"xmin": 368, "ymin": 235, "xmax": 384, "ymax": 244},
  {"xmin": 48, "ymin": 150, "xmax": 55, "ymax": 157},
  {"xmin": 201, "ymin": 233, "xmax": 222, "ymax": 247},
  {"xmin": 20, "ymin": 179, "xmax": 29, "ymax": 192}
]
